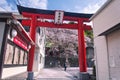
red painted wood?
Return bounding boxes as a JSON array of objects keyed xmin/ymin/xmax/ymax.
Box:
[
  {"xmin": 22, "ymin": 12, "xmax": 90, "ymax": 22},
  {"xmin": 13, "ymin": 36, "xmax": 27, "ymax": 50},
  {"xmin": 37, "ymin": 21, "xmax": 78, "ymax": 29},
  {"xmin": 78, "ymin": 19, "xmax": 87, "ymax": 72},
  {"xmin": 22, "ymin": 12, "xmax": 91, "ymax": 73},
  {"xmin": 83, "ymin": 24, "xmax": 92, "ymax": 30},
  {"xmin": 22, "ymin": 12, "xmax": 54, "ymax": 20},
  {"xmin": 22, "ymin": 19, "xmax": 78, "ymax": 29},
  {"xmin": 27, "ymin": 16, "xmax": 36, "ymax": 71},
  {"xmin": 22, "ymin": 20, "xmax": 91, "ymax": 30},
  {"xmin": 22, "ymin": 20, "xmax": 31, "ymax": 27}
]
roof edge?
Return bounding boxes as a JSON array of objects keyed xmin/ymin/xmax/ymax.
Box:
[
  {"xmin": 99, "ymin": 23, "xmax": 120, "ymax": 36},
  {"xmin": 17, "ymin": 5, "xmax": 93, "ymax": 18},
  {"xmin": 90, "ymin": 0, "xmax": 112, "ymax": 20}
]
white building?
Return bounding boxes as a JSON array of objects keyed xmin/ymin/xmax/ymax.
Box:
[
  {"xmin": 1, "ymin": 13, "xmax": 46, "ymax": 79},
  {"xmin": 14, "ymin": 13, "xmax": 46, "ymax": 72},
  {"xmin": 33, "ymin": 27, "xmax": 46, "ymax": 72},
  {"xmin": 91, "ymin": 0, "xmax": 120, "ymax": 80}
]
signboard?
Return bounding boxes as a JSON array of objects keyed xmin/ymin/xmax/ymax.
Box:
[
  {"xmin": 54, "ymin": 10, "xmax": 64, "ymax": 24},
  {"xmin": 13, "ymin": 36, "xmax": 28, "ymax": 50}
]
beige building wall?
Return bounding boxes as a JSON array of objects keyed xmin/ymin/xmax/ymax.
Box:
[
  {"xmin": 92, "ymin": 0, "xmax": 120, "ymax": 37},
  {"xmin": 91, "ymin": 0, "xmax": 120, "ymax": 80},
  {"xmin": 94, "ymin": 36, "xmax": 109, "ymax": 80},
  {"xmin": 107, "ymin": 29, "xmax": 120, "ymax": 80}
]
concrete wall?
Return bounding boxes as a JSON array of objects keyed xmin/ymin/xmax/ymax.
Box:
[
  {"xmin": 2, "ymin": 66, "xmax": 27, "ymax": 79},
  {"xmin": 93, "ymin": 0, "xmax": 120, "ymax": 37},
  {"xmin": 39, "ymin": 28, "xmax": 45, "ymax": 69},
  {"xmin": 0, "ymin": 22, "xmax": 5, "ymax": 54},
  {"xmin": 94, "ymin": 36, "xmax": 109, "ymax": 80},
  {"xmin": 33, "ymin": 28, "xmax": 45, "ymax": 72},
  {"xmin": 4, "ymin": 43, "xmax": 28, "ymax": 65},
  {"xmin": 92, "ymin": 0, "xmax": 120, "ymax": 80},
  {"xmin": 0, "ymin": 22, "xmax": 6, "ymax": 79},
  {"xmin": 107, "ymin": 29, "xmax": 120, "ymax": 80}
]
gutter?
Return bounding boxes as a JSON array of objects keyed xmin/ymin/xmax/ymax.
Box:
[{"xmin": 90, "ymin": 0, "xmax": 112, "ymax": 20}]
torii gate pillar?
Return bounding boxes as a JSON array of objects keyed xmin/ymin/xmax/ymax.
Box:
[
  {"xmin": 78, "ymin": 19, "xmax": 89, "ymax": 80},
  {"xmin": 27, "ymin": 16, "xmax": 37, "ymax": 79},
  {"xmin": 17, "ymin": 5, "xmax": 93, "ymax": 80}
]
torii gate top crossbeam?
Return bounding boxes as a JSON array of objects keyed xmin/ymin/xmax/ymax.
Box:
[
  {"xmin": 17, "ymin": 5, "xmax": 93, "ymax": 30},
  {"xmin": 17, "ymin": 5, "xmax": 92, "ymax": 19}
]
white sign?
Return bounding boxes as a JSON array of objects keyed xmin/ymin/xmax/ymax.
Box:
[{"xmin": 54, "ymin": 10, "xmax": 64, "ymax": 24}]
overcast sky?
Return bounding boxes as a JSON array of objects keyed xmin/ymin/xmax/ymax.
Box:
[{"xmin": 0, "ymin": 0, "xmax": 107, "ymax": 13}]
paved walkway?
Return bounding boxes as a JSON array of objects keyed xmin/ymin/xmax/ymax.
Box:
[
  {"xmin": 34, "ymin": 68, "xmax": 77, "ymax": 80},
  {"xmin": 3, "ymin": 67, "xmax": 92, "ymax": 80}
]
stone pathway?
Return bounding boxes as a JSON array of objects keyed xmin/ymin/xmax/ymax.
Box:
[
  {"xmin": 35, "ymin": 68, "xmax": 76, "ymax": 80},
  {"xmin": 3, "ymin": 67, "xmax": 92, "ymax": 80}
]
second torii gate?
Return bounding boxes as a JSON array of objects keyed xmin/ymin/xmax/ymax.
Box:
[{"xmin": 17, "ymin": 5, "xmax": 93, "ymax": 80}]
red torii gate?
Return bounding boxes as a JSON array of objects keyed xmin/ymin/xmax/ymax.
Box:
[{"xmin": 17, "ymin": 5, "xmax": 93, "ymax": 80}]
